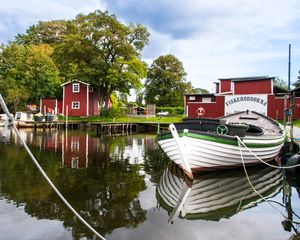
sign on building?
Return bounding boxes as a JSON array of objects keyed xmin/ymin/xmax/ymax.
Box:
[{"xmin": 224, "ymin": 94, "xmax": 268, "ymax": 115}]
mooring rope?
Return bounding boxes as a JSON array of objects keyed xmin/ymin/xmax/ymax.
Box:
[
  {"xmin": 236, "ymin": 136, "xmax": 300, "ymax": 224},
  {"xmin": 0, "ymin": 94, "xmax": 107, "ymax": 240},
  {"xmin": 236, "ymin": 136, "xmax": 300, "ymax": 169}
]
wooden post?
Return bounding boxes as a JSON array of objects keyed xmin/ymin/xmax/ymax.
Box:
[{"xmin": 66, "ymin": 105, "xmax": 68, "ymax": 130}]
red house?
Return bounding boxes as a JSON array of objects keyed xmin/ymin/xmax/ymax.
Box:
[
  {"xmin": 41, "ymin": 80, "xmax": 99, "ymax": 117},
  {"xmin": 185, "ymin": 76, "xmax": 300, "ymax": 120},
  {"xmin": 62, "ymin": 80, "xmax": 98, "ymax": 117}
]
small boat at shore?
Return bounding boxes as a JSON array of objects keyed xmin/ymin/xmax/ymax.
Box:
[
  {"xmin": 157, "ymin": 111, "xmax": 286, "ymax": 177},
  {"xmin": 14, "ymin": 112, "xmax": 35, "ymax": 128},
  {"xmin": 156, "ymin": 163, "xmax": 283, "ymax": 222}
]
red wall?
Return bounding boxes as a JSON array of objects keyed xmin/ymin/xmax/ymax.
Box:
[
  {"xmin": 64, "ymin": 83, "xmax": 88, "ymax": 116},
  {"xmin": 234, "ymin": 80, "xmax": 272, "ymax": 94},
  {"xmin": 267, "ymin": 95, "xmax": 300, "ymax": 120},
  {"xmin": 40, "ymin": 98, "xmax": 61, "ymax": 114},
  {"xmin": 187, "ymin": 96, "xmax": 224, "ymax": 118},
  {"xmin": 63, "ymin": 133, "xmax": 88, "ymax": 168},
  {"xmin": 220, "ymin": 80, "xmax": 231, "ymax": 93}
]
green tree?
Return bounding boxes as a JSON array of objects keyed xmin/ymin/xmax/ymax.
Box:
[
  {"xmin": 17, "ymin": 10, "xmax": 150, "ymax": 109},
  {"xmin": 15, "ymin": 20, "xmax": 71, "ymax": 46},
  {"xmin": 192, "ymin": 87, "xmax": 210, "ymax": 94},
  {"xmin": 0, "ymin": 43, "xmax": 61, "ymax": 111},
  {"xmin": 274, "ymin": 77, "xmax": 288, "ymax": 90},
  {"xmin": 144, "ymin": 54, "xmax": 192, "ymax": 107},
  {"xmin": 293, "ymin": 71, "xmax": 300, "ymax": 88}
]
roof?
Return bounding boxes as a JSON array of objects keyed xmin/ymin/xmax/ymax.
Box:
[
  {"xmin": 219, "ymin": 76, "xmax": 274, "ymax": 82},
  {"xmin": 61, "ymin": 80, "xmax": 90, "ymax": 87}
]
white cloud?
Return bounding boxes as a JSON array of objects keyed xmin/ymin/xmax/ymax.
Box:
[
  {"xmin": 136, "ymin": 0, "xmax": 300, "ymax": 90},
  {"xmin": 0, "ymin": 0, "xmax": 106, "ymax": 44},
  {"xmin": 1, "ymin": 0, "xmax": 300, "ymax": 91}
]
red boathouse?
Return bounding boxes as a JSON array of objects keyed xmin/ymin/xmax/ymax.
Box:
[
  {"xmin": 41, "ymin": 80, "xmax": 99, "ymax": 117},
  {"xmin": 185, "ymin": 76, "xmax": 300, "ymax": 120}
]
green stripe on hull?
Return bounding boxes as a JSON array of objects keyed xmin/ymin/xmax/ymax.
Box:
[{"xmin": 158, "ymin": 132, "xmax": 284, "ymax": 148}]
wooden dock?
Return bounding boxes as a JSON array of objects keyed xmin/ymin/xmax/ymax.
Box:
[{"xmin": 16, "ymin": 121, "xmax": 170, "ymax": 135}]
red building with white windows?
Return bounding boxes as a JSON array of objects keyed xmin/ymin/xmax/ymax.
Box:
[
  {"xmin": 185, "ymin": 76, "xmax": 300, "ymax": 120},
  {"xmin": 41, "ymin": 80, "xmax": 99, "ymax": 117},
  {"xmin": 61, "ymin": 80, "xmax": 98, "ymax": 117}
]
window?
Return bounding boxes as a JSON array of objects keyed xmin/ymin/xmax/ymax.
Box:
[
  {"xmin": 73, "ymin": 83, "xmax": 80, "ymax": 92},
  {"xmin": 72, "ymin": 101, "xmax": 80, "ymax": 109},
  {"xmin": 89, "ymin": 86, "xmax": 94, "ymax": 92},
  {"xmin": 189, "ymin": 96, "xmax": 196, "ymax": 101}
]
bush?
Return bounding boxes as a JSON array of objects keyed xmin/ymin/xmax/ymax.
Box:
[
  {"xmin": 100, "ymin": 106, "xmax": 125, "ymax": 118},
  {"xmin": 156, "ymin": 107, "xmax": 184, "ymax": 115}
]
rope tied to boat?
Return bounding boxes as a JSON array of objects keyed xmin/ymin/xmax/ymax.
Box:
[
  {"xmin": 235, "ymin": 136, "xmax": 300, "ymax": 169},
  {"xmin": 0, "ymin": 94, "xmax": 107, "ymax": 240},
  {"xmin": 236, "ymin": 135, "xmax": 300, "ymax": 225}
]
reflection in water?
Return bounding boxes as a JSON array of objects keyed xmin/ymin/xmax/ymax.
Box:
[
  {"xmin": 157, "ymin": 163, "xmax": 283, "ymax": 222},
  {"xmin": 0, "ymin": 128, "xmax": 168, "ymax": 239}
]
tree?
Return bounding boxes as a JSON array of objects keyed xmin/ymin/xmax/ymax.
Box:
[
  {"xmin": 274, "ymin": 77, "xmax": 288, "ymax": 90},
  {"xmin": 0, "ymin": 43, "xmax": 61, "ymax": 111},
  {"xmin": 192, "ymin": 87, "xmax": 210, "ymax": 94},
  {"xmin": 293, "ymin": 71, "xmax": 300, "ymax": 88},
  {"xmin": 144, "ymin": 54, "xmax": 192, "ymax": 107},
  {"xmin": 17, "ymin": 10, "xmax": 150, "ymax": 109}
]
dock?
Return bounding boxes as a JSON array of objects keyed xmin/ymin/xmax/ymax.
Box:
[{"xmin": 17, "ymin": 121, "xmax": 170, "ymax": 135}]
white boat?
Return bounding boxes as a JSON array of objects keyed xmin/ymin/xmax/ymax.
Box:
[
  {"xmin": 157, "ymin": 111, "xmax": 286, "ymax": 177},
  {"xmin": 0, "ymin": 114, "xmax": 7, "ymax": 127},
  {"xmin": 156, "ymin": 163, "xmax": 283, "ymax": 222},
  {"xmin": 14, "ymin": 112, "xmax": 35, "ymax": 128}
]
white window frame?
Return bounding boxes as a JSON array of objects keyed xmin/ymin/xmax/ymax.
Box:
[
  {"xmin": 73, "ymin": 83, "xmax": 80, "ymax": 93},
  {"xmin": 189, "ymin": 96, "xmax": 196, "ymax": 101},
  {"xmin": 72, "ymin": 101, "xmax": 80, "ymax": 109}
]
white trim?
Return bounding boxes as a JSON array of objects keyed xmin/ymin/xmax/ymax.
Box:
[
  {"xmin": 215, "ymin": 91, "xmax": 233, "ymax": 96},
  {"xmin": 73, "ymin": 83, "xmax": 80, "ymax": 93},
  {"xmin": 86, "ymin": 85, "xmax": 89, "ymax": 116},
  {"xmin": 40, "ymin": 98, "xmax": 42, "ymax": 113},
  {"xmin": 271, "ymin": 79, "xmax": 274, "ymax": 94},
  {"xmin": 55, "ymin": 99, "xmax": 58, "ymax": 115},
  {"xmin": 61, "ymin": 80, "xmax": 90, "ymax": 87},
  {"xmin": 62, "ymin": 86, "xmax": 65, "ymax": 115},
  {"xmin": 186, "ymin": 105, "xmax": 188, "ymax": 117},
  {"xmin": 72, "ymin": 101, "xmax": 80, "ymax": 109},
  {"xmin": 187, "ymin": 102, "xmax": 217, "ymax": 104}
]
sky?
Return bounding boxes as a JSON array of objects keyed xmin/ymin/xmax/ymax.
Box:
[{"xmin": 1, "ymin": 0, "xmax": 300, "ymax": 93}]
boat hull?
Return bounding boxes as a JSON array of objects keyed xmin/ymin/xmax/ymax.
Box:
[{"xmin": 158, "ymin": 132, "xmax": 284, "ymax": 171}]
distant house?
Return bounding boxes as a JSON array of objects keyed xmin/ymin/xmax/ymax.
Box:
[
  {"xmin": 184, "ymin": 76, "xmax": 299, "ymax": 120},
  {"xmin": 41, "ymin": 80, "xmax": 99, "ymax": 117}
]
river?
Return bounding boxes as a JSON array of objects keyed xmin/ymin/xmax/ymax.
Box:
[{"xmin": 0, "ymin": 128, "xmax": 299, "ymax": 240}]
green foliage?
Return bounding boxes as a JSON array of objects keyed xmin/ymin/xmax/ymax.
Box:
[
  {"xmin": 144, "ymin": 54, "xmax": 193, "ymax": 107},
  {"xmin": 12, "ymin": 10, "xmax": 150, "ymax": 110},
  {"xmin": 274, "ymin": 77, "xmax": 288, "ymax": 90},
  {"xmin": 51, "ymin": 10, "xmax": 149, "ymax": 108},
  {"xmin": 293, "ymin": 71, "xmax": 300, "ymax": 88},
  {"xmin": 156, "ymin": 106, "xmax": 184, "ymax": 115},
  {"xmin": 0, "ymin": 43, "xmax": 61, "ymax": 111},
  {"xmin": 191, "ymin": 87, "xmax": 210, "ymax": 94}
]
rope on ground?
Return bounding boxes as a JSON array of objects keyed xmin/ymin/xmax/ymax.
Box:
[
  {"xmin": 236, "ymin": 136, "xmax": 300, "ymax": 169},
  {"xmin": 0, "ymin": 94, "xmax": 107, "ymax": 240},
  {"xmin": 236, "ymin": 136, "xmax": 300, "ymax": 225}
]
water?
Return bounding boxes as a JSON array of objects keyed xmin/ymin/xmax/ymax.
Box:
[{"xmin": 0, "ymin": 128, "xmax": 299, "ymax": 240}]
